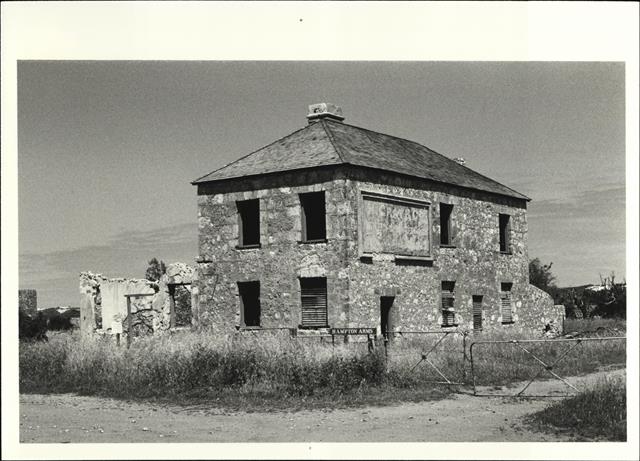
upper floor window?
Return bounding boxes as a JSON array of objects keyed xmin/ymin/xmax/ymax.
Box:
[
  {"xmin": 440, "ymin": 203, "xmax": 454, "ymax": 246},
  {"xmin": 499, "ymin": 213, "xmax": 511, "ymax": 253},
  {"xmin": 300, "ymin": 191, "xmax": 326, "ymax": 242},
  {"xmin": 237, "ymin": 199, "xmax": 260, "ymax": 248}
]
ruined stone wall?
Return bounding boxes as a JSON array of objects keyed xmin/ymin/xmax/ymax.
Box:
[
  {"xmin": 79, "ymin": 263, "xmax": 196, "ymax": 336},
  {"xmin": 18, "ymin": 289, "xmax": 38, "ymax": 317},
  {"xmin": 196, "ymin": 166, "xmax": 557, "ymax": 335}
]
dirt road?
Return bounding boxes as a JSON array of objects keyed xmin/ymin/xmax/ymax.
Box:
[{"xmin": 19, "ymin": 369, "xmax": 624, "ymax": 443}]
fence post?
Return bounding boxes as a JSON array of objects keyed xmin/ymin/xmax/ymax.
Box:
[
  {"xmin": 126, "ymin": 296, "xmax": 132, "ymax": 349},
  {"xmin": 470, "ymin": 341, "xmax": 477, "ymax": 395},
  {"xmin": 384, "ymin": 337, "xmax": 388, "ymax": 362},
  {"xmin": 462, "ymin": 331, "xmax": 467, "ymax": 383}
]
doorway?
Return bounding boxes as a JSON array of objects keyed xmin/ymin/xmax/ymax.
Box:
[{"xmin": 380, "ymin": 296, "xmax": 395, "ymax": 340}]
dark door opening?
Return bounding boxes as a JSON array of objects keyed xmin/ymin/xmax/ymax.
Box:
[
  {"xmin": 380, "ymin": 296, "xmax": 395, "ymax": 340},
  {"xmin": 239, "ymin": 281, "xmax": 261, "ymax": 327}
]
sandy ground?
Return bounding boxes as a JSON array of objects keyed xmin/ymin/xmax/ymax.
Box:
[{"xmin": 19, "ymin": 369, "xmax": 624, "ymax": 443}]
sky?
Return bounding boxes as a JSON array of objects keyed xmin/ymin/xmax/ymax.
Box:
[{"xmin": 18, "ymin": 61, "xmax": 626, "ymax": 307}]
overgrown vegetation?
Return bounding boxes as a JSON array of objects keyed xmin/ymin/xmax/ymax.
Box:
[
  {"xmin": 470, "ymin": 331, "xmax": 626, "ymax": 387},
  {"xmin": 529, "ymin": 257, "xmax": 626, "ymax": 319},
  {"xmin": 19, "ymin": 331, "xmax": 453, "ymax": 409},
  {"xmin": 528, "ymin": 376, "xmax": 626, "ymax": 441},
  {"xmin": 555, "ymin": 274, "xmax": 626, "ymax": 319},
  {"xmin": 20, "ymin": 324, "xmax": 626, "ymax": 409},
  {"xmin": 145, "ymin": 257, "xmax": 166, "ymax": 282},
  {"xmin": 529, "ymin": 258, "xmax": 558, "ymax": 297},
  {"xmin": 562, "ymin": 317, "xmax": 626, "ymax": 336}
]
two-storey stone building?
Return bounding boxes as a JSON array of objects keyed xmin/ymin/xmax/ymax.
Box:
[{"xmin": 192, "ymin": 103, "xmax": 560, "ymax": 336}]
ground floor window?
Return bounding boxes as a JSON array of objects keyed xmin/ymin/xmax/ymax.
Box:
[
  {"xmin": 501, "ymin": 282, "xmax": 514, "ymax": 324},
  {"xmin": 238, "ymin": 281, "xmax": 261, "ymax": 327},
  {"xmin": 172, "ymin": 285, "xmax": 193, "ymax": 327},
  {"xmin": 441, "ymin": 281, "xmax": 457, "ymax": 327},
  {"xmin": 300, "ymin": 277, "xmax": 328, "ymax": 328},
  {"xmin": 472, "ymin": 295, "xmax": 483, "ymax": 331}
]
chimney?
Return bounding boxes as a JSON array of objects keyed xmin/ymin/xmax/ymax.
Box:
[
  {"xmin": 307, "ymin": 103, "xmax": 345, "ymax": 123},
  {"xmin": 453, "ymin": 157, "xmax": 466, "ymax": 166}
]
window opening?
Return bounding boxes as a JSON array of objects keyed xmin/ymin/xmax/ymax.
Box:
[
  {"xmin": 300, "ymin": 192, "xmax": 326, "ymax": 242},
  {"xmin": 499, "ymin": 214, "xmax": 511, "ymax": 253},
  {"xmin": 237, "ymin": 199, "xmax": 260, "ymax": 247},
  {"xmin": 472, "ymin": 295, "xmax": 483, "ymax": 331},
  {"xmin": 501, "ymin": 282, "xmax": 514, "ymax": 324},
  {"xmin": 300, "ymin": 277, "xmax": 328, "ymax": 328},
  {"xmin": 441, "ymin": 281, "xmax": 457, "ymax": 327},
  {"xmin": 440, "ymin": 203, "xmax": 454, "ymax": 245},
  {"xmin": 238, "ymin": 281, "xmax": 261, "ymax": 327},
  {"xmin": 172, "ymin": 285, "xmax": 193, "ymax": 327}
]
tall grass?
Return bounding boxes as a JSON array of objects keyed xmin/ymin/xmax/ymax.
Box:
[
  {"xmin": 19, "ymin": 326, "xmax": 626, "ymax": 408},
  {"xmin": 563, "ymin": 317, "xmax": 626, "ymax": 336},
  {"xmin": 20, "ymin": 331, "xmax": 436, "ymax": 407},
  {"xmin": 528, "ymin": 376, "xmax": 626, "ymax": 441}
]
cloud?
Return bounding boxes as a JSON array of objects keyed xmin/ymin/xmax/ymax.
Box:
[
  {"xmin": 527, "ymin": 185, "xmax": 626, "ymax": 286},
  {"xmin": 19, "ymin": 222, "xmax": 197, "ymax": 307}
]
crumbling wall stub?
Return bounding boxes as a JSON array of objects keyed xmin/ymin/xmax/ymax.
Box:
[
  {"xmin": 18, "ymin": 289, "xmax": 38, "ymax": 317},
  {"xmin": 79, "ymin": 273, "xmax": 101, "ymax": 334}
]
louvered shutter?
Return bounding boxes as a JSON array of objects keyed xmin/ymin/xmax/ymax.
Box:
[
  {"xmin": 501, "ymin": 292, "xmax": 513, "ymax": 323},
  {"xmin": 472, "ymin": 296, "xmax": 483, "ymax": 330},
  {"xmin": 441, "ymin": 286, "xmax": 455, "ymax": 327},
  {"xmin": 301, "ymin": 278, "xmax": 328, "ymax": 327}
]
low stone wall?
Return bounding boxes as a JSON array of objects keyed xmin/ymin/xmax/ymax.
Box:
[
  {"xmin": 79, "ymin": 263, "xmax": 198, "ymax": 337},
  {"xmin": 505, "ymin": 284, "xmax": 564, "ymax": 335}
]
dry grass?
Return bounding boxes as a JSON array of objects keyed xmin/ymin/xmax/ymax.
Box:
[
  {"xmin": 19, "ymin": 323, "xmax": 626, "ymax": 409},
  {"xmin": 528, "ymin": 375, "xmax": 626, "ymax": 441},
  {"xmin": 562, "ymin": 317, "xmax": 626, "ymax": 336},
  {"xmin": 19, "ymin": 330, "xmax": 450, "ymax": 408}
]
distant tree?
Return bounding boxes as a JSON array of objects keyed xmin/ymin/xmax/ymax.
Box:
[
  {"xmin": 529, "ymin": 258, "xmax": 558, "ymax": 294},
  {"xmin": 588, "ymin": 273, "xmax": 626, "ymax": 318},
  {"xmin": 145, "ymin": 258, "xmax": 166, "ymax": 282}
]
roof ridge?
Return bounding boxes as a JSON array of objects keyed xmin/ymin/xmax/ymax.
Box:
[
  {"xmin": 319, "ymin": 120, "xmax": 348, "ymax": 164},
  {"xmin": 324, "ymin": 118, "xmax": 530, "ymax": 201},
  {"xmin": 190, "ymin": 123, "xmax": 315, "ymax": 185}
]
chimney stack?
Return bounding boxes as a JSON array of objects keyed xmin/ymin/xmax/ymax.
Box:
[{"xmin": 307, "ymin": 103, "xmax": 345, "ymax": 123}]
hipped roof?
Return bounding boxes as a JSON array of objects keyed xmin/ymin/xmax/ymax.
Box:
[{"xmin": 192, "ymin": 119, "xmax": 529, "ymax": 201}]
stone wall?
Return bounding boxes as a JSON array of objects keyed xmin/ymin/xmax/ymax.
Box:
[
  {"xmin": 196, "ymin": 169, "xmax": 351, "ymax": 333},
  {"xmin": 195, "ymin": 166, "xmax": 557, "ymax": 335},
  {"xmin": 79, "ymin": 263, "xmax": 197, "ymax": 337},
  {"xmin": 19, "ymin": 289, "xmax": 38, "ymax": 317}
]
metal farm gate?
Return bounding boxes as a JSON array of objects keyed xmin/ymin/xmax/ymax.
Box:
[
  {"xmin": 383, "ymin": 329, "xmax": 469, "ymax": 386},
  {"xmin": 469, "ymin": 336, "xmax": 626, "ymax": 397}
]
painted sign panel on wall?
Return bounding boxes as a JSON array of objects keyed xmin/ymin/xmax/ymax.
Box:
[{"xmin": 361, "ymin": 191, "xmax": 431, "ymax": 257}]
